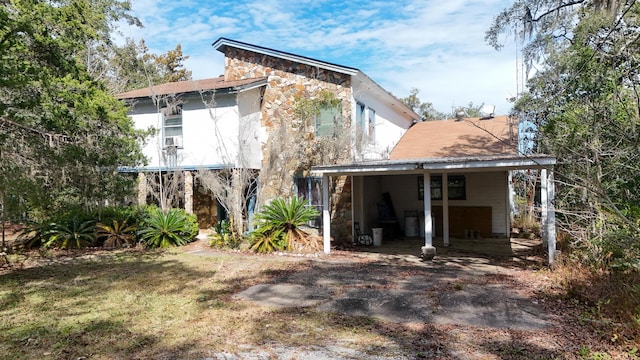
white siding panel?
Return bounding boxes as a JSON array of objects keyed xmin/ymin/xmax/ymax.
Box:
[
  {"xmin": 378, "ymin": 171, "xmax": 508, "ymax": 235},
  {"xmin": 128, "ymin": 91, "xmax": 264, "ymax": 170},
  {"xmin": 237, "ymin": 88, "xmax": 264, "ymax": 169},
  {"xmin": 352, "ymin": 81, "xmax": 412, "ymax": 161}
]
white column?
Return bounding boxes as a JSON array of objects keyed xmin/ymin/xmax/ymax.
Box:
[
  {"xmin": 423, "ymin": 171, "xmax": 433, "ymax": 247},
  {"xmin": 322, "ymin": 174, "xmax": 331, "ymax": 254},
  {"xmin": 506, "ymin": 171, "xmax": 513, "ymax": 236},
  {"xmin": 540, "ymin": 169, "xmax": 548, "ymax": 246},
  {"xmin": 442, "ymin": 173, "xmax": 449, "ymax": 246},
  {"xmin": 547, "ymin": 170, "xmax": 557, "ymax": 265},
  {"xmin": 184, "ymin": 170, "xmax": 194, "ymax": 214}
]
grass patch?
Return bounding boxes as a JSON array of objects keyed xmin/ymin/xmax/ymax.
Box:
[{"xmin": 0, "ymin": 249, "xmax": 401, "ymax": 359}]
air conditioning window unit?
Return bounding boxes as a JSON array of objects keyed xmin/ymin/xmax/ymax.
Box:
[{"xmin": 164, "ymin": 136, "xmax": 182, "ymax": 147}]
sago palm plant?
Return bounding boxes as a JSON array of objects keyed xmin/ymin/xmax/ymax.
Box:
[
  {"xmin": 44, "ymin": 218, "xmax": 96, "ymax": 249},
  {"xmin": 138, "ymin": 208, "xmax": 195, "ymax": 248},
  {"xmin": 97, "ymin": 219, "xmax": 137, "ymax": 248},
  {"xmin": 250, "ymin": 197, "xmax": 320, "ymax": 253}
]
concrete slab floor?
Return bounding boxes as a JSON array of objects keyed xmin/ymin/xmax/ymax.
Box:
[{"xmin": 351, "ymin": 236, "xmax": 543, "ymax": 259}]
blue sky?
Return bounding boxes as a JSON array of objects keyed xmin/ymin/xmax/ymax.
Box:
[{"xmin": 118, "ymin": 0, "xmax": 520, "ymax": 115}]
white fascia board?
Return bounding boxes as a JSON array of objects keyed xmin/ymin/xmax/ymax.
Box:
[
  {"xmin": 422, "ymin": 157, "xmax": 556, "ymax": 171},
  {"xmin": 212, "ymin": 38, "xmax": 358, "ymax": 76},
  {"xmin": 232, "ymin": 78, "xmax": 268, "ymax": 93},
  {"xmin": 354, "ymin": 73, "xmax": 420, "ymax": 122},
  {"xmin": 311, "ymin": 163, "xmax": 419, "ymax": 176}
]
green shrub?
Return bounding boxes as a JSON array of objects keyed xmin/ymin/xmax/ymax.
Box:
[
  {"xmin": 210, "ymin": 219, "xmax": 239, "ymax": 248},
  {"xmin": 44, "ymin": 217, "xmax": 96, "ymax": 249},
  {"xmin": 97, "ymin": 219, "xmax": 137, "ymax": 248},
  {"xmin": 250, "ymin": 197, "xmax": 320, "ymax": 253},
  {"xmin": 96, "ymin": 206, "xmax": 147, "ymax": 229},
  {"xmin": 16, "ymin": 220, "xmax": 54, "ymax": 250},
  {"xmin": 138, "ymin": 207, "xmax": 197, "ymax": 248}
]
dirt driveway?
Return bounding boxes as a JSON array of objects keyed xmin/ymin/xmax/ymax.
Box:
[{"xmin": 234, "ymin": 251, "xmax": 549, "ymax": 330}]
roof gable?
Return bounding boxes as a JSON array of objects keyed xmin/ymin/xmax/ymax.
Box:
[
  {"xmin": 389, "ymin": 115, "xmax": 518, "ymax": 160},
  {"xmin": 212, "ymin": 37, "xmax": 358, "ymax": 76}
]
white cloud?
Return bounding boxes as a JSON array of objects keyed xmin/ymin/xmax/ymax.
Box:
[{"xmin": 118, "ymin": 0, "xmax": 519, "ymax": 113}]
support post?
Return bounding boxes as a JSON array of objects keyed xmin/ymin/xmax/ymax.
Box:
[
  {"xmin": 507, "ymin": 171, "xmax": 513, "ymax": 236},
  {"xmin": 547, "ymin": 170, "xmax": 557, "ymax": 265},
  {"xmin": 322, "ymin": 174, "xmax": 331, "ymax": 254},
  {"xmin": 137, "ymin": 172, "xmax": 147, "ymax": 206},
  {"xmin": 184, "ymin": 170, "xmax": 193, "ymax": 214},
  {"xmin": 442, "ymin": 172, "xmax": 449, "ymax": 246},
  {"xmin": 421, "ymin": 171, "xmax": 436, "ymax": 260},
  {"xmin": 423, "ymin": 171, "xmax": 432, "ymax": 246},
  {"xmin": 540, "ymin": 169, "xmax": 548, "ymax": 246}
]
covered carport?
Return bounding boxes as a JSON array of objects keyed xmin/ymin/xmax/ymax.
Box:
[{"xmin": 313, "ymin": 155, "xmax": 558, "ymax": 265}]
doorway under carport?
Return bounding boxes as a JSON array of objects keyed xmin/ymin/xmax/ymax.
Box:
[{"xmin": 313, "ymin": 155, "xmax": 557, "ymax": 265}]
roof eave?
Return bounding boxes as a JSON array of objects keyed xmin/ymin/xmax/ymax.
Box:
[
  {"xmin": 116, "ymin": 78, "xmax": 268, "ymax": 100},
  {"xmin": 311, "ymin": 156, "xmax": 557, "ymax": 176},
  {"xmin": 212, "ymin": 37, "xmax": 359, "ymax": 76}
]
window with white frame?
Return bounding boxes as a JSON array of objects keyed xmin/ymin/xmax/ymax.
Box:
[
  {"xmin": 162, "ymin": 105, "xmax": 183, "ymax": 148},
  {"xmin": 367, "ymin": 108, "xmax": 376, "ymax": 143},
  {"xmin": 356, "ymin": 102, "xmax": 375, "ymax": 148}
]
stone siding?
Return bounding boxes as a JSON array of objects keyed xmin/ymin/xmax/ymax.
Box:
[{"xmin": 223, "ymin": 48, "xmax": 353, "ymax": 243}]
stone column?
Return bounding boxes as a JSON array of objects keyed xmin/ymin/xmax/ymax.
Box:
[
  {"xmin": 137, "ymin": 172, "xmax": 147, "ymax": 206},
  {"xmin": 184, "ymin": 171, "xmax": 193, "ymax": 214}
]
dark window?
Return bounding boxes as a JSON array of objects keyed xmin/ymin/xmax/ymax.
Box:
[
  {"xmin": 367, "ymin": 108, "xmax": 376, "ymax": 143},
  {"xmin": 418, "ymin": 175, "xmax": 466, "ymax": 200}
]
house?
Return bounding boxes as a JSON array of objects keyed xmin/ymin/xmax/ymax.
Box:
[
  {"xmin": 117, "ymin": 38, "xmax": 420, "ymax": 238},
  {"xmin": 313, "ymin": 115, "xmax": 558, "ymax": 264}
]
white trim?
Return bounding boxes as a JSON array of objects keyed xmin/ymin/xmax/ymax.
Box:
[
  {"xmin": 212, "ymin": 38, "xmax": 359, "ymax": 76},
  {"xmin": 422, "ymin": 157, "xmax": 557, "ymax": 171},
  {"xmin": 548, "ymin": 170, "xmax": 557, "ymax": 265},
  {"xmin": 322, "ymin": 174, "xmax": 331, "ymax": 254},
  {"xmin": 312, "ymin": 163, "xmax": 419, "ymax": 176},
  {"xmin": 423, "ymin": 171, "xmax": 433, "ymax": 247},
  {"xmin": 312, "ymin": 157, "xmax": 556, "ymax": 176}
]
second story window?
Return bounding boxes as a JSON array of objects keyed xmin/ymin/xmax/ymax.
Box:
[
  {"xmin": 162, "ymin": 105, "xmax": 183, "ymax": 148},
  {"xmin": 367, "ymin": 108, "xmax": 376, "ymax": 143},
  {"xmin": 356, "ymin": 103, "xmax": 375, "ymax": 149},
  {"xmin": 314, "ymin": 103, "xmax": 341, "ymax": 137}
]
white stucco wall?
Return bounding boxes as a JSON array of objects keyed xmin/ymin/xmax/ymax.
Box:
[
  {"xmin": 237, "ymin": 87, "xmax": 264, "ymax": 169},
  {"xmin": 376, "ymin": 171, "xmax": 508, "ymax": 236},
  {"xmin": 351, "ymin": 78, "xmax": 414, "ymax": 161},
  {"xmin": 128, "ymin": 89, "xmax": 263, "ymax": 170}
]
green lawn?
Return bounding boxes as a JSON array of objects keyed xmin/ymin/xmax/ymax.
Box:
[
  {"xmin": 0, "ymin": 250, "xmax": 388, "ymax": 359},
  {"xmin": 2, "ymin": 248, "xmax": 636, "ymax": 359}
]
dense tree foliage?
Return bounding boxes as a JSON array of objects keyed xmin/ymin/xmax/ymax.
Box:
[
  {"xmin": 95, "ymin": 39, "xmax": 192, "ymax": 93},
  {"xmin": 0, "ymin": 0, "xmax": 148, "ymax": 220},
  {"xmin": 487, "ymin": 0, "xmax": 640, "ymax": 270},
  {"xmin": 400, "ymin": 88, "xmax": 486, "ymax": 121}
]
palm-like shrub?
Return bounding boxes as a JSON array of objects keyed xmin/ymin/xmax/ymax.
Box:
[
  {"xmin": 97, "ymin": 219, "xmax": 137, "ymax": 248},
  {"xmin": 44, "ymin": 218, "xmax": 96, "ymax": 249},
  {"xmin": 138, "ymin": 208, "xmax": 197, "ymax": 248},
  {"xmin": 16, "ymin": 220, "xmax": 54, "ymax": 250},
  {"xmin": 250, "ymin": 197, "xmax": 320, "ymax": 253},
  {"xmin": 210, "ymin": 219, "xmax": 239, "ymax": 248}
]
